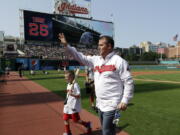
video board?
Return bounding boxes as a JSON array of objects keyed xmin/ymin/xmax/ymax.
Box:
[
  {"xmin": 23, "ymin": 10, "xmax": 113, "ymax": 48},
  {"xmin": 24, "ymin": 10, "xmax": 53, "ymax": 42}
]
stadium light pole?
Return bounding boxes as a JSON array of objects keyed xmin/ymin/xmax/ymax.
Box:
[
  {"xmin": 177, "ymin": 41, "xmax": 180, "ymax": 60},
  {"xmin": 176, "ymin": 41, "xmax": 179, "ymax": 60},
  {"xmin": 160, "ymin": 48, "xmax": 163, "ymax": 60},
  {"xmin": 110, "ymin": 13, "xmax": 115, "ymax": 41}
]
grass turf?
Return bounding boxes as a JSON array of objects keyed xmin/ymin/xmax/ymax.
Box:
[
  {"xmin": 24, "ymin": 70, "xmax": 180, "ymax": 135},
  {"xmin": 134, "ymin": 73, "xmax": 180, "ymax": 82}
]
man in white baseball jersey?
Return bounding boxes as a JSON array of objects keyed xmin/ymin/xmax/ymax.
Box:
[{"xmin": 59, "ymin": 33, "xmax": 134, "ymax": 135}]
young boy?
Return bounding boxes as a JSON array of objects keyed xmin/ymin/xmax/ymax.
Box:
[{"xmin": 63, "ymin": 70, "xmax": 92, "ymax": 135}]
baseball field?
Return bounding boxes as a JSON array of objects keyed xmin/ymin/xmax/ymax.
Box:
[{"xmin": 24, "ymin": 69, "xmax": 180, "ymax": 135}]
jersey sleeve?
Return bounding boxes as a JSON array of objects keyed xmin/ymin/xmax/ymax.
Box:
[
  {"xmin": 66, "ymin": 45, "xmax": 95, "ymax": 68},
  {"xmin": 73, "ymin": 83, "xmax": 81, "ymax": 96},
  {"xmin": 119, "ymin": 59, "xmax": 134, "ymax": 104}
]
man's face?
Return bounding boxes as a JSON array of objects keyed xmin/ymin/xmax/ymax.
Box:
[
  {"xmin": 65, "ymin": 73, "xmax": 73, "ymax": 83},
  {"xmin": 98, "ymin": 38, "xmax": 112, "ymax": 58}
]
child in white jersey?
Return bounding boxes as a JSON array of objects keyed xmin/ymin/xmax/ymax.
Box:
[{"xmin": 63, "ymin": 70, "xmax": 92, "ymax": 135}]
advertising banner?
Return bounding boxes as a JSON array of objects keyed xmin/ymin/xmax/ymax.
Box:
[
  {"xmin": 29, "ymin": 59, "xmax": 40, "ymax": 70},
  {"xmin": 16, "ymin": 58, "xmax": 29, "ymax": 69}
]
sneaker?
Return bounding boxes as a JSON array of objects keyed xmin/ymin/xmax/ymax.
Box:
[
  {"xmin": 63, "ymin": 133, "xmax": 72, "ymax": 135},
  {"xmin": 86, "ymin": 121, "xmax": 92, "ymax": 134}
]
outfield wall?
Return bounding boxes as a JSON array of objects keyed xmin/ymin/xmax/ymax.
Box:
[
  {"xmin": 131, "ymin": 65, "xmax": 180, "ymax": 70},
  {"xmin": 2, "ymin": 57, "xmax": 180, "ymax": 71},
  {"xmin": 69, "ymin": 66, "xmax": 85, "ymax": 70},
  {"xmin": 160, "ymin": 60, "xmax": 180, "ymax": 65}
]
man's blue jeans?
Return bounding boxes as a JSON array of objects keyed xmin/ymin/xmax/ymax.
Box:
[{"xmin": 98, "ymin": 109, "xmax": 116, "ymax": 135}]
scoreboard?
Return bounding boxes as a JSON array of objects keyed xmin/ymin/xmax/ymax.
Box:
[
  {"xmin": 23, "ymin": 10, "xmax": 114, "ymax": 48},
  {"xmin": 24, "ymin": 10, "xmax": 53, "ymax": 41}
]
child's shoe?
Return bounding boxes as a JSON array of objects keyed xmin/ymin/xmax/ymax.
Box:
[{"xmin": 86, "ymin": 121, "xmax": 92, "ymax": 134}]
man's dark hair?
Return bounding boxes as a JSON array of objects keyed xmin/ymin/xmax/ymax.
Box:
[{"xmin": 99, "ymin": 35, "xmax": 114, "ymax": 48}]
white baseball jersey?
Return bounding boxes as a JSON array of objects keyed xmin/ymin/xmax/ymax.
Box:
[
  {"xmin": 66, "ymin": 45, "xmax": 134, "ymax": 112},
  {"xmin": 63, "ymin": 82, "xmax": 81, "ymax": 114}
]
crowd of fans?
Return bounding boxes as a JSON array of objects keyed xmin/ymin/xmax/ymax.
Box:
[{"xmin": 19, "ymin": 45, "xmax": 98, "ymax": 60}]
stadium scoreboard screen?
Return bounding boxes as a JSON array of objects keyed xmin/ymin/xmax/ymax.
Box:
[
  {"xmin": 24, "ymin": 10, "xmax": 53, "ymax": 42},
  {"xmin": 23, "ymin": 10, "xmax": 113, "ymax": 48}
]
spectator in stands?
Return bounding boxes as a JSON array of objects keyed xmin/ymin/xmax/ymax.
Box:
[{"xmin": 21, "ymin": 44, "xmax": 98, "ymax": 60}]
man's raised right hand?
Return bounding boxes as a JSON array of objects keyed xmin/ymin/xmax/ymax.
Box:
[{"xmin": 58, "ymin": 33, "xmax": 68, "ymax": 47}]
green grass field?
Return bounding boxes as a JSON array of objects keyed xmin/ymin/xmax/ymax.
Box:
[
  {"xmin": 24, "ymin": 70, "xmax": 180, "ymax": 135},
  {"xmin": 135, "ymin": 73, "xmax": 180, "ymax": 82}
]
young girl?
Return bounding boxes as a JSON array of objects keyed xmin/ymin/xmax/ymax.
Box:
[{"xmin": 63, "ymin": 70, "xmax": 92, "ymax": 135}]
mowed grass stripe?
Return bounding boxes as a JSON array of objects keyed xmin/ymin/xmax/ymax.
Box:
[{"xmin": 134, "ymin": 72, "xmax": 180, "ymax": 82}]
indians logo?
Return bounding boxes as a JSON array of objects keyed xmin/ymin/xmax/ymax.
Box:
[{"xmin": 57, "ymin": 2, "xmax": 89, "ymax": 14}]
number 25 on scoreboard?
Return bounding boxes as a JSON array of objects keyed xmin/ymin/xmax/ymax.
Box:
[{"xmin": 28, "ymin": 23, "xmax": 49, "ymax": 37}]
